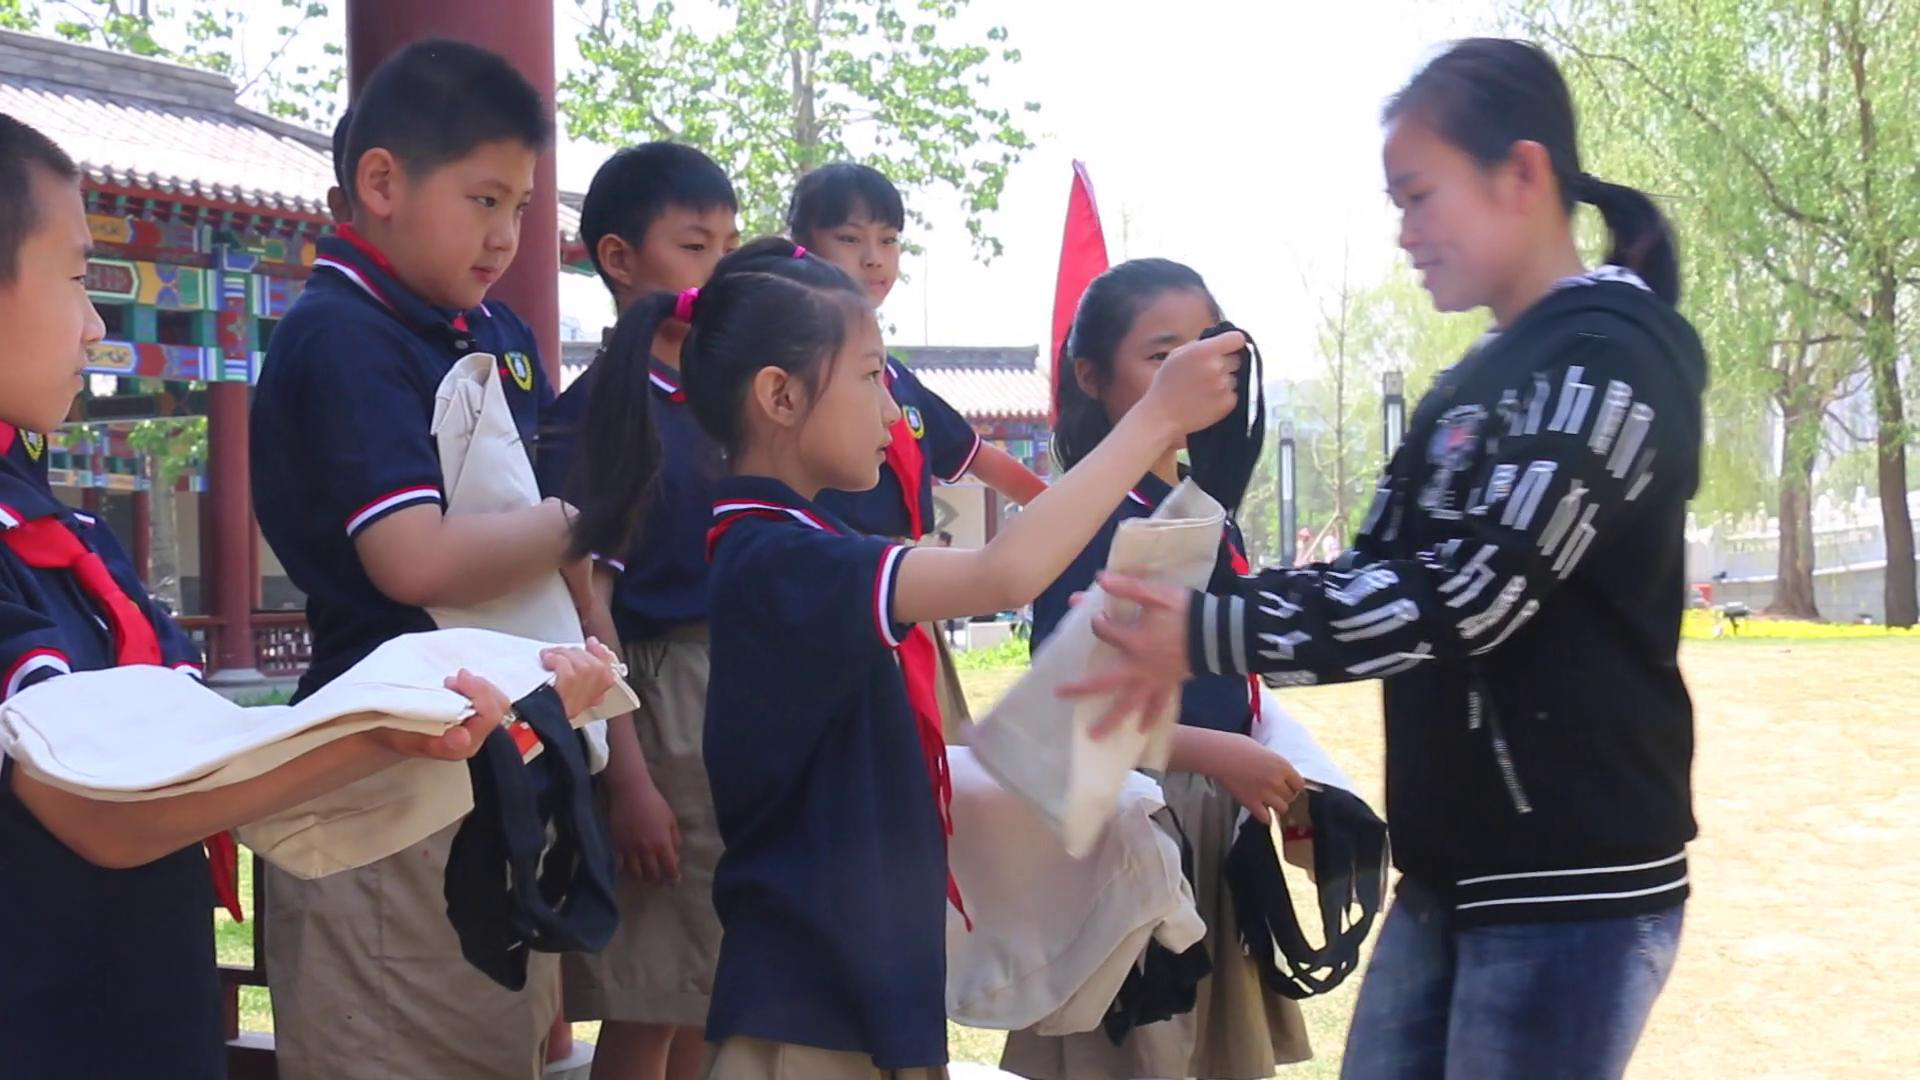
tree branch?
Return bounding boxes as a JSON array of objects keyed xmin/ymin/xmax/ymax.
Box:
[{"xmin": 1529, "ymin": 13, "xmax": 1853, "ymax": 245}]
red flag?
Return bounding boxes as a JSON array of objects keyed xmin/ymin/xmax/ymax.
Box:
[{"xmin": 1050, "ymin": 161, "xmax": 1110, "ymax": 424}]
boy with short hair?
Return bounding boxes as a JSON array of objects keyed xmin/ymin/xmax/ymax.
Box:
[
  {"xmin": 0, "ymin": 113, "xmax": 577, "ymax": 1079},
  {"xmin": 538, "ymin": 142, "xmax": 739, "ymax": 1080},
  {"xmin": 250, "ymin": 40, "xmax": 595, "ymax": 1080}
]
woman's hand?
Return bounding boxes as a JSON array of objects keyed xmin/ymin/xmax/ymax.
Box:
[
  {"xmin": 1061, "ymin": 573, "xmax": 1198, "ymax": 737},
  {"xmin": 545, "ymin": 638, "xmax": 620, "ymax": 719},
  {"xmin": 368, "ymin": 668, "xmax": 515, "ymax": 760}
]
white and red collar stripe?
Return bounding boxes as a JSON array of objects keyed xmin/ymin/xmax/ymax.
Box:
[
  {"xmin": 711, "ymin": 500, "xmax": 834, "ymax": 533},
  {"xmin": 649, "ymin": 369, "xmax": 682, "ymax": 396},
  {"xmin": 4, "ymin": 647, "xmax": 70, "ymax": 700},
  {"xmin": 1126, "ymin": 489, "xmax": 1155, "ymax": 508},
  {"xmin": 312, "ymin": 256, "xmax": 394, "ymax": 310}
]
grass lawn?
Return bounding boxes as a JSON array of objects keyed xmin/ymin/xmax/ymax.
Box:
[{"xmin": 218, "ymin": 632, "xmax": 1920, "ymax": 1078}]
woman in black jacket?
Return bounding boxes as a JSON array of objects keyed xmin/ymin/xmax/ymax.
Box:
[{"xmin": 1074, "ymin": 39, "xmax": 1702, "ymax": 1080}]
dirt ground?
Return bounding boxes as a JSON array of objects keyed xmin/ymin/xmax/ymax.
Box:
[
  {"xmin": 952, "ymin": 637, "xmax": 1920, "ymax": 1079},
  {"xmin": 220, "ymin": 638, "xmax": 1920, "ymax": 1077}
]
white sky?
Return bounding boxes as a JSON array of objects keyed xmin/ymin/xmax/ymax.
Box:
[
  {"xmin": 553, "ymin": 0, "xmax": 1501, "ymax": 380},
  {"xmin": 182, "ymin": 0, "xmax": 1498, "ymax": 377}
]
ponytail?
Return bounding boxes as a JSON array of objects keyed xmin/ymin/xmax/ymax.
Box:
[
  {"xmin": 1575, "ymin": 173, "xmax": 1680, "ymax": 305},
  {"xmin": 1387, "ymin": 38, "xmax": 1683, "ymax": 307},
  {"xmin": 564, "ymin": 293, "xmax": 671, "ymax": 560}
]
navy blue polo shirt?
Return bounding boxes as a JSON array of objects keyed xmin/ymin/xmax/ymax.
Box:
[
  {"xmin": 1033, "ymin": 470, "xmax": 1255, "ymax": 735},
  {"xmin": 817, "ymin": 357, "xmax": 980, "ymax": 538},
  {"xmin": 703, "ymin": 475, "xmax": 948, "ymax": 1069},
  {"xmin": 252, "ymin": 229, "xmax": 553, "ymax": 701},
  {"xmin": 537, "ymin": 357, "xmax": 720, "ymax": 641},
  {"xmin": 0, "ymin": 425, "xmax": 222, "ymax": 1078}
]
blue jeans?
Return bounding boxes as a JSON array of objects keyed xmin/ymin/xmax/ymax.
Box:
[{"xmin": 1340, "ymin": 877, "xmax": 1683, "ymax": 1080}]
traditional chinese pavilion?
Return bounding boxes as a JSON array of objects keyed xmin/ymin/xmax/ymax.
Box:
[{"xmin": 0, "ymin": 27, "xmax": 589, "ymax": 683}]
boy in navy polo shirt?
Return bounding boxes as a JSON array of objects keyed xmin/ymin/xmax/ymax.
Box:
[
  {"xmin": 249, "ymin": 41, "xmax": 590, "ymax": 1080},
  {"xmin": 0, "ymin": 116, "xmax": 585, "ymax": 1080},
  {"xmin": 789, "ymin": 164, "xmax": 1047, "ymax": 743},
  {"xmin": 537, "ymin": 142, "xmax": 740, "ymax": 1080}
]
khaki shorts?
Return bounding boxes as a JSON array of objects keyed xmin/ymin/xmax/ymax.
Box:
[
  {"xmin": 999, "ymin": 772, "xmax": 1313, "ymax": 1079},
  {"xmin": 264, "ymin": 822, "xmax": 560, "ymax": 1080},
  {"xmin": 563, "ymin": 633, "xmax": 722, "ymax": 1027},
  {"xmin": 706, "ymin": 1037, "xmax": 948, "ymax": 1080}
]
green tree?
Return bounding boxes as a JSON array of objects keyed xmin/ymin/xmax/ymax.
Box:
[
  {"xmin": 563, "ymin": 0, "xmax": 1039, "ymax": 254},
  {"xmin": 20, "ymin": 0, "xmax": 341, "ymax": 128},
  {"xmin": 1519, "ymin": 0, "xmax": 1920, "ymax": 624}
]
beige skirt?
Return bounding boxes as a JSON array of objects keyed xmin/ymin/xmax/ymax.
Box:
[
  {"xmin": 563, "ymin": 632, "xmax": 723, "ymax": 1027},
  {"xmin": 999, "ymin": 771, "xmax": 1314, "ymax": 1079},
  {"xmin": 263, "ymin": 822, "xmax": 561, "ymax": 1080},
  {"xmin": 706, "ymin": 1037, "xmax": 949, "ymax": 1080}
]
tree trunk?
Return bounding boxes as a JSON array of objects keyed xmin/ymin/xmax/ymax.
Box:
[
  {"xmin": 1868, "ymin": 272, "xmax": 1916, "ymax": 626},
  {"xmin": 1768, "ymin": 398, "xmax": 1821, "ymax": 619},
  {"xmin": 150, "ymin": 480, "xmax": 184, "ymax": 613}
]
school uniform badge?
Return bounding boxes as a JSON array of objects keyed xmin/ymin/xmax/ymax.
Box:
[
  {"xmin": 21, "ymin": 430, "xmax": 44, "ymax": 461},
  {"xmin": 904, "ymin": 405, "xmax": 926, "ymax": 439},
  {"xmin": 504, "ymin": 351, "xmax": 535, "ymax": 392}
]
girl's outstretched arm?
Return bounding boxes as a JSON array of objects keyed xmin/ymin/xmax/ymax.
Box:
[{"xmin": 890, "ymin": 331, "xmax": 1245, "ymax": 627}]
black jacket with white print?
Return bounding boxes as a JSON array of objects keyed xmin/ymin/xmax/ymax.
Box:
[{"xmin": 1190, "ymin": 268, "xmax": 1704, "ymax": 926}]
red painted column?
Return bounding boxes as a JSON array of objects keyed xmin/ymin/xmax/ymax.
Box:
[
  {"xmin": 206, "ymin": 381, "xmax": 259, "ymax": 680},
  {"xmin": 346, "ymin": 0, "xmax": 561, "ymax": 383}
]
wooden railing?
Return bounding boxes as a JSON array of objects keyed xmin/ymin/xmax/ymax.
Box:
[{"xmin": 173, "ymin": 612, "xmax": 312, "ymax": 680}]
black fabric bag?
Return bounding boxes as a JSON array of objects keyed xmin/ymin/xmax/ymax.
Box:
[
  {"xmin": 444, "ymin": 685, "xmax": 619, "ymax": 989},
  {"xmin": 1225, "ymin": 785, "xmax": 1388, "ymax": 999}
]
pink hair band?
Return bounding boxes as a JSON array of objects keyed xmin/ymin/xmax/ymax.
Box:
[
  {"xmin": 793, "ymin": 245, "xmax": 808, "ymax": 258},
  {"xmin": 674, "ymin": 287, "xmax": 699, "ymax": 322}
]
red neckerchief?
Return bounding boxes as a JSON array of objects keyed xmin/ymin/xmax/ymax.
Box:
[
  {"xmin": 880, "ymin": 364, "xmax": 928, "ymax": 539},
  {"xmin": 705, "ymin": 498, "xmax": 969, "ymax": 928},
  {"xmin": 1, "ymin": 515, "xmax": 244, "ymax": 920}
]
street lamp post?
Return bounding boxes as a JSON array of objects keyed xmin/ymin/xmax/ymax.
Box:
[
  {"xmin": 1278, "ymin": 420, "xmax": 1297, "ymax": 566},
  {"xmin": 1382, "ymin": 370, "xmax": 1407, "ymax": 460}
]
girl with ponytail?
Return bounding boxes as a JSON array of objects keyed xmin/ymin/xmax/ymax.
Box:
[
  {"xmin": 1070, "ymin": 39, "xmax": 1706, "ymax": 1080},
  {"xmin": 1002, "ymin": 258, "xmax": 1318, "ymax": 1079},
  {"xmin": 644, "ymin": 237, "xmax": 1242, "ymax": 1077}
]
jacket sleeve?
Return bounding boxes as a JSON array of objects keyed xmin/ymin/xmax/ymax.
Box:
[{"xmin": 1190, "ymin": 331, "xmax": 1684, "ymax": 685}]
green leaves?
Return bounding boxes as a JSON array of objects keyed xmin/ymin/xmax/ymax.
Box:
[
  {"xmin": 561, "ymin": 0, "xmax": 1038, "ymax": 257},
  {"xmin": 21, "ymin": 1, "xmax": 341, "ymax": 130}
]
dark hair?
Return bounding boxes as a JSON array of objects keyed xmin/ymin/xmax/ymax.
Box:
[
  {"xmin": 581, "ymin": 143, "xmax": 738, "ymax": 292},
  {"xmin": 569, "ymin": 237, "xmax": 865, "ymax": 553},
  {"xmin": 344, "ymin": 39, "xmax": 550, "ymax": 202},
  {"xmin": 786, "ymin": 163, "xmax": 906, "ymax": 240},
  {"xmin": 0, "ymin": 115, "xmax": 79, "ymax": 285},
  {"xmin": 562, "ymin": 302, "xmax": 664, "ymax": 561},
  {"xmin": 330, "ymin": 106, "xmax": 354, "ymax": 192},
  {"xmin": 1054, "ymin": 258, "xmax": 1220, "ymax": 472},
  {"xmin": 1385, "ymin": 38, "xmax": 1679, "ymax": 304}
]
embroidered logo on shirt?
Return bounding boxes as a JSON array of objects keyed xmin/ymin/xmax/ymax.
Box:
[
  {"xmin": 1427, "ymin": 405, "xmax": 1486, "ymax": 470},
  {"xmin": 504, "ymin": 351, "xmax": 535, "ymax": 392},
  {"xmin": 20, "ymin": 430, "xmax": 44, "ymax": 461},
  {"xmin": 904, "ymin": 405, "xmax": 926, "ymax": 439}
]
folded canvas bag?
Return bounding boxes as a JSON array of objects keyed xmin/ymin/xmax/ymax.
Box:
[
  {"xmin": 970, "ymin": 480, "xmax": 1224, "ymax": 856},
  {"xmin": 944, "ymin": 747, "xmax": 1204, "ymax": 1034},
  {"xmin": 428, "ymin": 352, "xmax": 610, "ymax": 772},
  {"xmin": 0, "ymin": 627, "xmax": 619, "ymax": 796}
]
